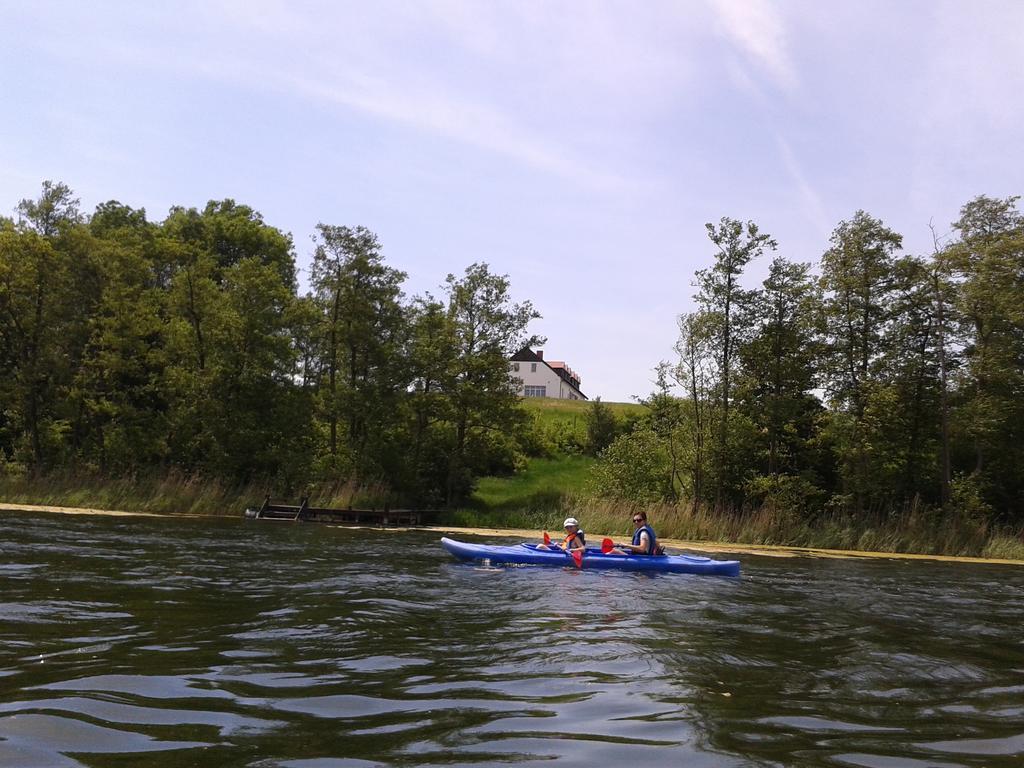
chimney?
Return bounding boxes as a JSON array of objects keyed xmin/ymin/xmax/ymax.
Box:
[{"xmin": 535, "ymin": 350, "xmax": 543, "ymax": 360}]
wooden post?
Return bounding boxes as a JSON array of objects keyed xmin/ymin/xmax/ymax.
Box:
[{"xmin": 257, "ymin": 494, "xmax": 271, "ymax": 519}]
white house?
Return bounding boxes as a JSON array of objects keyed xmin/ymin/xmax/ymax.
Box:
[{"xmin": 509, "ymin": 348, "xmax": 587, "ymax": 400}]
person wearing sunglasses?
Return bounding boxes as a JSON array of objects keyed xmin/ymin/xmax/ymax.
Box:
[{"xmin": 611, "ymin": 511, "xmax": 659, "ymax": 555}]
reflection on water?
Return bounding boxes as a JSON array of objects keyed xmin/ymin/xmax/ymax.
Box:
[{"xmin": 1, "ymin": 511, "xmax": 1022, "ymax": 767}]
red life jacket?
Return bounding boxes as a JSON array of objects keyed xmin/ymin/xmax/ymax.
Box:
[{"xmin": 561, "ymin": 530, "xmax": 585, "ymax": 549}]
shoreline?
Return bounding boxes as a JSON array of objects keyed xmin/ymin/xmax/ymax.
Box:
[
  {"xmin": 5, "ymin": 501, "xmax": 1022, "ymax": 567},
  {"xmin": 0, "ymin": 501, "xmax": 216, "ymax": 519}
]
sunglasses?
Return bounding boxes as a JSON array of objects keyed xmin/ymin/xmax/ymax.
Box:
[{"xmin": 632, "ymin": 517, "xmax": 643, "ymax": 523}]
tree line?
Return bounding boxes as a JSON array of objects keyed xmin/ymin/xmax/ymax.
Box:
[
  {"xmin": 592, "ymin": 196, "xmax": 1024, "ymax": 526},
  {"xmin": 0, "ymin": 182, "xmax": 540, "ymax": 505}
]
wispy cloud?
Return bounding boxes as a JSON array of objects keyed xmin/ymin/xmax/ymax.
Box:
[
  {"xmin": 775, "ymin": 134, "xmax": 831, "ymax": 239},
  {"xmin": 274, "ymin": 67, "xmax": 630, "ymax": 193},
  {"xmin": 2, "ymin": 1, "xmax": 708, "ymax": 197},
  {"xmin": 257, "ymin": 2, "xmax": 698, "ymax": 195},
  {"xmin": 709, "ymin": 0, "xmax": 797, "ymax": 92},
  {"xmin": 116, "ymin": 1, "xmax": 701, "ymax": 195}
]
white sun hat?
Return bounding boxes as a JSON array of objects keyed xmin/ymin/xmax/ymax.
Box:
[{"xmin": 563, "ymin": 517, "xmax": 579, "ymax": 528}]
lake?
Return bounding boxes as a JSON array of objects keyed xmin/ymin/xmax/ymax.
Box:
[{"xmin": 1, "ymin": 510, "xmax": 1023, "ymax": 767}]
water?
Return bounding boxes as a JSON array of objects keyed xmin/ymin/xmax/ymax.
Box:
[{"xmin": 1, "ymin": 511, "xmax": 1023, "ymax": 767}]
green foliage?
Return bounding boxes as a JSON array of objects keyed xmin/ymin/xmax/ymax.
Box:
[
  {"xmin": 735, "ymin": 257, "xmax": 825, "ymax": 485},
  {"xmin": 308, "ymin": 224, "xmax": 407, "ymax": 479},
  {"xmin": 941, "ymin": 196, "xmax": 1024, "ymax": 515},
  {"xmin": 582, "ymin": 197, "xmax": 1024, "ymax": 535},
  {"xmin": 509, "ymin": 397, "xmax": 642, "ymax": 459},
  {"xmin": 948, "ymin": 473, "xmax": 994, "ymax": 524},
  {"xmin": 0, "ymin": 181, "xmax": 548, "ymax": 507},
  {"xmin": 695, "ymin": 217, "xmax": 777, "ymax": 503},
  {"xmin": 0, "ymin": 186, "xmax": 83, "ymax": 467},
  {"xmin": 744, "ymin": 473, "xmax": 826, "ymax": 522},
  {"xmin": 589, "ymin": 428, "xmax": 670, "ymax": 503},
  {"xmin": 7, "ymin": 179, "xmax": 1024, "ymax": 541},
  {"xmin": 432, "ymin": 263, "xmax": 541, "ymax": 503},
  {"xmin": 818, "ymin": 211, "xmax": 905, "ymax": 511},
  {"xmin": 584, "ymin": 397, "xmax": 619, "ymax": 455}
]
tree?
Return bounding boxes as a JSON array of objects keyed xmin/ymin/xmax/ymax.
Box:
[
  {"xmin": 0, "ymin": 227, "xmax": 67, "ymax": 466},
  {"xmin": 590, "ymin": 427, "xmax": 669, "ymax": 504},
  {"xmin": 878, "ymin": 255, "xmax": 944, "ymax": 504},
  {"xmin": 17, "ymin": 180, "xmax": 81, "ymax": 237},
  {"xmin": 643, "ymin": 364, "xmax": 691, "ymax": 501},
  {"xmin": 308, "ymin": 224, "xmax": 407, "ymax": 477},
  {"xmin": 674, "ymin": 311, "xmax": 716, "ymax": 507},
  {"xmin": 0, "ymin": 182, "xmax": 89, "ymax": 467},
  {"xmin": 402, "ymin": 295, "xmax": 457, "ymax": 503},
  {"xmin": 162, "ymin": 200, "xmax": 296, "ymax": 286},
  {"xmin": 73, "ymin": 204, "xmax": 169, "ymax": 471},
  {"xmin": 929, "ymin": 222, "xmax": 955, "ymax": 505},
  {"xmin": 211, "ymin": 257, "xmax": 313, "ymax": 483},
  {"xmin": 584, "ymin": 397, "xmax": 619, "ymax": 456},
  {"xmin": 735, "ymin": 256, "xmax": 826, "ymax": 505},
  {"xmin": 940, "ymin": 195, "xmax": 1024, "ymax": 519},
  {"xmin": 818, "ymin": 211, "xmax": 903, "ymax": 512},
  {"xmin": 159, "ymin": 201, "xmax": 306, "ymax": 480},
  {"xmin": 695, "ymin": 217, "xmax": 776, "ymax": 505},
  {"xmin": 439, "ymin": 263, "xmax": 541, "ymax": 504}
]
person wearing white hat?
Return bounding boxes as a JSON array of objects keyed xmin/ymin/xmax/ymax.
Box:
[
  {"xmin": 559, "ymin": 517, "xmax": 586, "ymax": 551},
  {"xmin": 537, "ymin": 517, "xmax": 586, "ymax": 550}
]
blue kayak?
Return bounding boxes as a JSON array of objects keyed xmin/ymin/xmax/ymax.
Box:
[{"xmin": 440, "ymin": 537, "xmax": 740, "ymax": 576}]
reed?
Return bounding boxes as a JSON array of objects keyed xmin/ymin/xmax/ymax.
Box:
[
  {"xmin": 456, "ymin": 494, "xmax": 1024, "ymax": 559},
  {"xmin": 0, "ymin": 467, "xmax": 259, "ymax": 515},
  {"xmin": 4, "ymin": 465, "xmax": 1021, "ymax": 560},
  {"xmin": 0, "ymin": 467, "xmax": 393, "ymax": 517}
]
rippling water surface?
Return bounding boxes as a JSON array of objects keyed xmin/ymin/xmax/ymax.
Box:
[{"xmin": 1, "ymin": 511, "xmax": 1023, "ymax": 767}]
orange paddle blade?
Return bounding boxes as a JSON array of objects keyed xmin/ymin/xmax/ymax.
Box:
[
  {"xmin": 543, "ymin": 531, "xmax": 551, "ymax": 546},
  {"xmin": 601, "ymin": 538, "xmax": 615, "ymax": 554},
  {"xmin": 571, "ymin": 549, "xmax": 583, "ymax": 568}
]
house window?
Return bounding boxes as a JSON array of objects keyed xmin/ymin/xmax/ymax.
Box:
[
  {"xmin": 524, "ymin": 385, "xmax": 546, "ymax": 397},
  {"xmin": 513, "ymin": 362, "xmax": 519, "ymax": 371},
  {"xmin": 531, "ymin": 363, "xmax": 537, "ymax": 372}
]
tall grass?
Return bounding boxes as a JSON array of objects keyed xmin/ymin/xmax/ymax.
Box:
[
  {"xmin": 458, "ymin": 485, "xmax": 1024, "ymax": 560},
  {"xmin": 0, "ymin": 467, "xmax": 390, "ymax": 517},
  {"xmin": 0, "ymin": 467, "xmax": 252, "ymax": 515},
  {"xmin": 555, "ymin": 498, "xmax": 1024, "ymax": 558},
  {"xmin": 4, "ymin": 460, "xmax": 1022, "ymax": 560},
  {"xmin": 454, "ymin": 449, "xmax": 1024, "ymax": 559}
]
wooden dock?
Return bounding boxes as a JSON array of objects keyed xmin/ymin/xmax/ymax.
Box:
[{"xmin": 243, "ymin": 496, "xmax": 442, "ymax": 527}]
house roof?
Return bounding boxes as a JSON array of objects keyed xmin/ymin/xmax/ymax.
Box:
[{"xmin": 510, "ymin": 348, "xmax": 542, "ymax": 363}]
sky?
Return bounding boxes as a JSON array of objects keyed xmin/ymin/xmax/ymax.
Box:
[{"xmin": 2, "ymin": 0, "xmax": 1022, "ymax": 402}]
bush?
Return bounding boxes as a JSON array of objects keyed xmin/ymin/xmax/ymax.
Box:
[
  {"xmin": 949, "ymin": 473, "xmax": 994, "ymax": 524},
  {"xmin": 585, "ymin": 397, "xmax": 619, "ymax": 455},
  {"xmin": 589, "ymin": 428, "xmax": 670, "ymax": 503},
  {"xmin": 744, "ymin": 473, "xmax": 826, "ymax": 521}
]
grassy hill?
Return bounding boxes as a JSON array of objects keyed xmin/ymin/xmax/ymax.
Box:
[
  {"xmin": 520, "ymin": 395, "xmax": 644, "ymax": 423},
  {"xmin": 462, "ymin": 397, "xmax": 645, "ymax": 526},
  {"xmin": 518, "ymin": 396, "xmax": 645, "ymax": 449}
]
